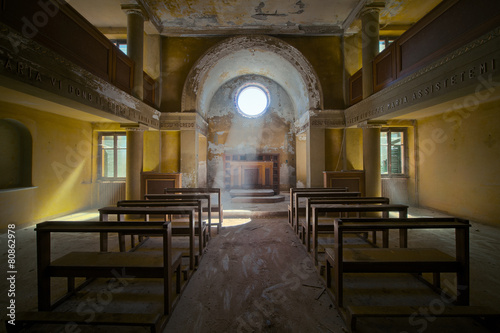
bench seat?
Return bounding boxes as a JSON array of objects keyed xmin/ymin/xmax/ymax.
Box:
[
  {"xmin": 49, "ymin": 251, "xmax": 182, "ymax": 280},
  {"xmin": 346, "ymin": 305, "xmax": 500, "ymax": 332},
  {"xmin": 7, "ymin": 311, "xmax": 162, "ymax": 333}
]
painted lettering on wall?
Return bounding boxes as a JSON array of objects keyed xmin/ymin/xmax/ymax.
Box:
[
  {"xmin": 346, "ymin": 58, "xmax": 497, "ymax": 125},
  {"xmin": 1, "ymin": 57, "xmax": 159, "ymax": 127}
]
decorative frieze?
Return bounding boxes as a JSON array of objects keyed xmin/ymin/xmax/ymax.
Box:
[
  {"xmin": 0, "ymin": 25, "xmax": 161, "ymax": 128},
  {"xmin": 160, "ymin": 111, "xmax": 208, "ymax": 136},
  {"xmin": 346, "ymin": 28, "xmax": 500, "ymax": 126}
]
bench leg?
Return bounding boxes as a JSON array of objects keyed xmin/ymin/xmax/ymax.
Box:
[
  {"xmin": 347, "ymin": 311, "xmax": 356, "ymax": 332},
  {"xmin": 433, "ymin": 272, "xmax": 441, "ymax": 289},
  {"xmin": 326, "ymin": 257, "xmax": 332, "ymax": 288},
  {"xmin": 67, "ymin": 277, "xmax": 75, "ymax": 293},
  {"xmin": 119, "ymin": 234, "xmax": 126, "ymax": 252}
]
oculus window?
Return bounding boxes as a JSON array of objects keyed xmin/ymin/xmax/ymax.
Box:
[
  {"xmin": 235, "ymin": 83, "xmax": 270, "ymax": 118},
  {"xmin": 380, "ymin": 128, "xmax": 406, "ymax": 176},
  {"xmin": 98, "ymin": 132, "xmax": 126, "ymax": 180}
]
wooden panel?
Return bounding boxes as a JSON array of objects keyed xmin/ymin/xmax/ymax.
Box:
[
  {"xmin": 0, "ymin": 0, "xmax": 140, "ymax": 94},
  {"xmin": 140, "ymin": 172, "xmax": 182, "ymax": 199},
  {"xmin": 396, "ymin": 0, "xmax": 500, "ymax": 77},
  {"xmin": 349, "ymin": 68, "xmax": 363, "ymax": 106},
  {"xmin": 143, "ymin": 72, "xmax": 156, "ymax": 108},
  {"xmin": 113, "ymin": 49, "xmax": 134, "ymax": 94},
  {"xmin": 323, "ymin": 171, "xmax": 365, "ymax": 196},
  {"xmin": 373, "ymin": 43, "xmax": 396, "ymax": 93},
  {"xmin": 0, "ymin": 0, "xmax": 113, "ymax": 81}
]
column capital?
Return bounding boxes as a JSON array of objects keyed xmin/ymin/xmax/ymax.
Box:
[
  {"xmin": 121, "ymin": 4, "xmax": 148, "ymax": 21},
  {"xmin": 120, "ymin": 123, "xmax": 147, "ymax": 131},
  {"xmin": 361, "ymin": 2, "xmax": 385, "ymax": 15},
  {"xmin": 357, "ymin": 120, "xmax": 386, "ymax": 129}
]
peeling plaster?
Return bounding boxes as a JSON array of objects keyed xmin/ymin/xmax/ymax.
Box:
[{"xmin": 182, "ymin": 35, "xmax": 323, "ymax": 119}]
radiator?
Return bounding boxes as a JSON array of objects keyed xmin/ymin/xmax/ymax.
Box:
[
  {"xmin": 97, "ymin": 182, "xmax": 126, "ymax": 206},
  {"xmin": 381, "ymin": 178, "xmax": 409, "ymax": 205}
]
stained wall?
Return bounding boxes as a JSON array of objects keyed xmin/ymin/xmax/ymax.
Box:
[
  {"xmin": 417, "ymin": 100, "xmax": 500, "ymax": 225},
  {"xmin": 0, "ymin": 102, "xmax": 93, "ymax": 229}
]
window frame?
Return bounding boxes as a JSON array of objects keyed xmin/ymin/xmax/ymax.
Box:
[
  {"xmin": 97, "ymin": 132, "xmax": 127, "ymax": 181},
  {"xmin": 380, "ymin": 127, "xmax": 408, "ymax": 178}
]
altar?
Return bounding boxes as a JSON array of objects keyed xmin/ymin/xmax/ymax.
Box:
[{"xmin": 224, "ymin": 153, "xmax": 280, "ymax": 194}]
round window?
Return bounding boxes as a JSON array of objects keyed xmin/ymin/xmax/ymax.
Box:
[{"xmin": 236, "ymin": 84, "xmax": 270, "ymax": 118}]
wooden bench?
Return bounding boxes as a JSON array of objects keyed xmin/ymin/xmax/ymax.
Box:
[
  {"xmin": 288, "ymin": 187, "xmax": 348, "ymax": 226},
  {"xmin": 324, "ymin": 217, "xmax": 470, "ymax": 309},
  {"xmin": 6, "ymin": 311, "xmax": 162, "ymax": 333},
  {"xmin": 146, "ymin": 193, "xmax": 213, "ymax": 237},
  {"xmin": 35, "ymin": 221, "xmax": 183, "ymax": 316},
  {"xmin": 346, "ymin": 305, "xmax": 500, "ymax": 332},
  {"xmin": 301, "ymin": 197, "xmax": 390, "ymax": 252},
  {"xmin": 98, "ymin": 205, "xmax": 196, "ymax": 270},
  {"xmin": 116, "ymin": 199, "xmax": 207, "ymax": 260},
  {"xmin": 164, "ymin": 187, "xmax": 223, "ymax": 234},
  {"xmin": 292, "ymin": 191, "xmax": 360, "ymax": 233},
  {"xmin": 311, "ymin": 204, "xmax": 408, "ymax": 264}
]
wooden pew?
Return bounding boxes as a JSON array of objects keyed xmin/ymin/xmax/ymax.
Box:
[
  {"xmin": 35, "ymin": 221, "xmax": 182, "ymax": 317},
  {"xmin": 292, "ymin": 191, "xmax": 360, "ymax": 233},
  {"xmin": 311, "ymin": 204, "xmax": 408, "ymax": 264},
  {"xmin": 116, "ymin": 199, "xmax": 206, "ymax": 260},
  {"xmin": 7, "ymin": 312, "xmax": 162, "ymax": 333},
  {"xmin": 164, "ymin": 187, "xmax": 223, "ymax": 234},
  {"xmin": 99, "ymin": 205, "xmax": 196, "ymax": 270},
  {"xmin": 288, "ymin": 187, "xmax": 348, "ymax": 227},
  {"xmin": 145, "ymin": 193, "xmax": 213, "ymax": 237},
  {"xmin": 301, "ymin": 197, "xmax": 390, "ymax": 252},
  {"xmin": 346, "ymin": 305, "xmax": 500, "ymax": 332},
  {"xmin": 324, "ymin": 217, "xmax": 470, "ymax": 311}
]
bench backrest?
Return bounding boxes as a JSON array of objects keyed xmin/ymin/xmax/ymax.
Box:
[{"xmin": 35, "ymin": 220, "xmax": 169, "ymax": 234}]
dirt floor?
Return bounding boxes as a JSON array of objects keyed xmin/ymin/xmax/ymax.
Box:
[{"xmin": 1, "ymin": 198, "xmax": 500, "ymax": 332}]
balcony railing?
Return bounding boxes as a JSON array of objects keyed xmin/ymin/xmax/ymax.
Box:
[
  {"xmin": 0, "ymin": 0, "xmax": 158, "ymax": 108},
  {"xmin": 349, "ymin": 0, "xmax": 500, "ymax": 106}
]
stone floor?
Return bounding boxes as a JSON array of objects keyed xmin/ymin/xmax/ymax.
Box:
[{"xmin": 1, "ymin": 193, "xmax": 500, "ymax": 332}]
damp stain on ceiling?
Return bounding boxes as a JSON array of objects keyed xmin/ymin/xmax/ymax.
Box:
[{"xmin": 69, "ymin": 0, "xmax": 442, "ymax": 37}]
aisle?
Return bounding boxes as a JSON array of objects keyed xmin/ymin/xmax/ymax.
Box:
[{"xmin": 164, "ymin": 217, "xmax": 346, "ymax": 332}]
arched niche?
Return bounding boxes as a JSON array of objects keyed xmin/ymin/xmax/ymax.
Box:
[
  {"xmin": 0, "ymin": 118, "xmax": 32, "ymax": 189},
  {"xmin": 182, "ymin": 35, "xmax": 323, "ymax": 120}
]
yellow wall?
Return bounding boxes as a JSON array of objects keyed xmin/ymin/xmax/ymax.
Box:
[
  {"xmin": 161, "ymin": 130, "xmax": 181, "ymax": 173},
  {"xmin": 345, "ymin": 128, "xmax": 363, "ymax": 170},
  {"xmin": 144, "ymin": 130, "xmax": 160, "ymax": 172},
  {"xmin": 0, "ymin": 102, "xmax": 93, "ymax": 229},
  {"xmin": 417, "ymin": 101, "xmax": 500, "ymax": 225},
  {"xmin": 325, "ymin": 128, "xmax": 343, "ymax": 171}
]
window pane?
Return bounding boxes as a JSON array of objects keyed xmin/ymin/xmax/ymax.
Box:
[
  {"xmin": 380, "ymin": 132, "xmax": 388, "ymax": 174},
  {"xmin": 379, "ymin": 40, "xmax": 386, "ymax": 52},
  {"xmin": 381, "ymin": 148, "xmax": 388, "ymax": 174},
  {"xmin": 390, "ymin": 145, "xmax": 402, "ymax": 173},
  {"xmin": 391, "ymin": 132, "xmax": 402, "ymax": 145},
  {"xmin": 103, "ymin": 150, "xmax": 114, "ymax": 177},
  {"xmin": 117, "ymin": 135, "xmax": 127, "ymax": 148},
  {"xmin": 117, "ymin": 149, "xmax": 126, "ymax": 177},
  {"xmin": 102, "ymin": 136, "xmax": 114, "ymax": 149}
]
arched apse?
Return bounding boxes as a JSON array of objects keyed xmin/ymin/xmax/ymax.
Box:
[
  {"xmin": 181, "ymin": 35, "xmax": 323, "ymax": 119},
  {"xmin": 207, "ymin": 74, "xmax": 296, "ymax": 189}
]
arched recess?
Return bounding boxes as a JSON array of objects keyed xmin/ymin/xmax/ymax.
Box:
[
  {"xmin": 182, "ymin": 35, "xmax": 323, "ymax": 119},
  {"xmin": 0, "ymin": 118, "xmax": 32, "ymax": 189}
]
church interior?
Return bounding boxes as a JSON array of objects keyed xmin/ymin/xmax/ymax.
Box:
[{"xmin": 1, "ymin": 0, "xmax": 500, "ymax": 332}]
